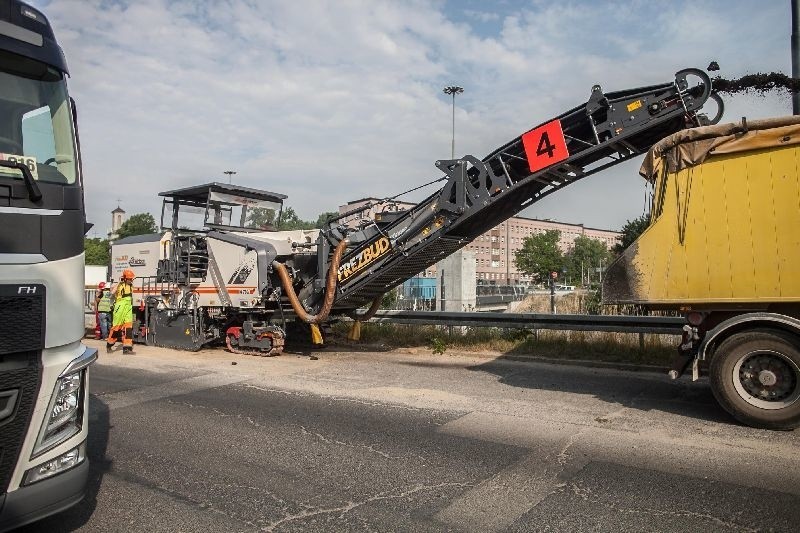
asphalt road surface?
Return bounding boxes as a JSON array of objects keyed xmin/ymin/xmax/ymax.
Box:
[{"xmin": 18, "ymin": 340, "xmax": 800, "ymax": 532}]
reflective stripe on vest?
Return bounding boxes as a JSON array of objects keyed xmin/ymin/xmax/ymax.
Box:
[{"xmin": 97, "ymin": 290, "xmax": 112, "ymax": 312}]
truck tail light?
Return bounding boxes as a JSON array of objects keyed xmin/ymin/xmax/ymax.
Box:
[{"xmin": 687, "ymin": 311, "xmax": 705, "ymax": 326}]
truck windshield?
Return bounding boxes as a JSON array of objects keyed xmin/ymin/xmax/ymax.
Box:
[{"xmin": 0, "ymin": 50, "xmax": 77, "ymax": 185}]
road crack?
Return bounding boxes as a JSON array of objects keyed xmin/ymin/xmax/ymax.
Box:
[
  {"xmin": 261, "ymin": 481, "xmax": 474, "ymax": 532},
  {"xmin": 242, "ymin": 384, "xmax": 427, "ymax": 412},
  {"xmin": 299, "ymin": 425, "xmax": 399, "ymax": 459},
  {"xmin": 564, "ymin": 481, "xmax": 759, "ymax": 532},
  {"xmin": 167, "ymin": 399, "xmax": 267, "ymax": 428},
  {"xmin": 556, "ymin": 429, "xmax": 585, "ymax": 467}
]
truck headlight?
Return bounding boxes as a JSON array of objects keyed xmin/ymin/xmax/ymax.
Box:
[
  {"xmin": 31, "ymin": 346, "xmax": 96, "ymax": 458},
  {"xmin": 32, "ymin": 368, "xmax": 86, "ymax": 457}
]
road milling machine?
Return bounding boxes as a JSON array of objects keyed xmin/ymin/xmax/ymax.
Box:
[{"xmin": 111, "ymin": 68, "xmax": 723, "ymax": 355}]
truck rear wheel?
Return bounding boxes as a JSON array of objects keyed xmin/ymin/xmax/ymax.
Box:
[{"xmin": 709, "ymin": 330, "xmax": 800, "ymax": 430}]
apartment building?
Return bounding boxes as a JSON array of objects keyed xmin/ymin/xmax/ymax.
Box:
[{"xmin": 338, "ymin": 198, "xmax": 621, "ymax": 285}]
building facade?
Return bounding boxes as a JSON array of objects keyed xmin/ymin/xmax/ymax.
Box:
[
  {"xmin": 338, "ymin": 199, "xmax": 622, "ymax": 285},
  {"xmin": 108, "ymin": 205, "xmax": 126, "ymax": 241}
]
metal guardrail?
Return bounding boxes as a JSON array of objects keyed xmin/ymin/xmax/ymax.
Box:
[
  {"xmin": 367, "ymin": 310, "xmax": 685, "ymax": 335},
  {"xmin": 84, "ymin": 285, "xmax": 684, "ymax": 336}
]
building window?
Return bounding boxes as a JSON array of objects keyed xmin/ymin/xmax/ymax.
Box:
[{"xmin": 491, "ymin": 260, "xmax": 499, "ymax": 268}]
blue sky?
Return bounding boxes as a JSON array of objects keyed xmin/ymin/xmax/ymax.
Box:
[{"xmin": 33, "ymin": 0, "xmax": 794, "ymax": 235}]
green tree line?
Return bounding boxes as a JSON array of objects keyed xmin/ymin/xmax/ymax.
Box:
[
  {"xmin": 245, "ymin": 207, "xmax": 337, "ymax": 231},
  {"xmin": 513, "ymin": 213, "xmax": 650, "ymax": 286}
]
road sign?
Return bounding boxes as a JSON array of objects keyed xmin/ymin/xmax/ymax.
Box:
[{"xmin": 521, "ymin": 119, "xmax": 569, "ymax": 173}]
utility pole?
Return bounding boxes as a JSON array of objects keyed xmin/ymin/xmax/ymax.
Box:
[
  {"xmin": 223, "ymin": 170, "xmax": 237, "ymax": 184},
  {"xmin": 443, "ymin": 86, "xmax": 464, "ymax": 158}
]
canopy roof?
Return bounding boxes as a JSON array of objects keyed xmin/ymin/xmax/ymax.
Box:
[{"xmin": 158, "ymin": 182, "xmax": 287, "ymax": 205}]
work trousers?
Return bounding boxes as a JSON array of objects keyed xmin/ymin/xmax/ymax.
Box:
[
  {"xmin": 98, "ymin": 312, "xmax": 111, "ymax": 339},
  {"xmin": 107, "ymin": 323, "xmax": 133, "ymax": 348}
]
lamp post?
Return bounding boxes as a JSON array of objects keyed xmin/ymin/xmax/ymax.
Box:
[
  {"xmin": 223, "ymin": 170, "xmax": 237, "ymax": 184},
  {"xmin": 443, "ymin": 85, "xmax": 464, "ymax": 158}
]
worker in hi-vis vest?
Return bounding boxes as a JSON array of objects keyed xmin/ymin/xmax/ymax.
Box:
[
  {"xmin": 107, "ymin": 269, "xmax": 135, "ymax": 354},
  {"xmin": 95, "ymin": 281, "xmax": 112, "ymax": 340}
]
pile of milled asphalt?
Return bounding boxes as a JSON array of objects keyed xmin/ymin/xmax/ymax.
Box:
[{"xmin": 713, "ymin": 72, "xmax": 800, "ymax": 95}]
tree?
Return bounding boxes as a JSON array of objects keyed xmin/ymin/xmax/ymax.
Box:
[
  {"xmin": 613, "ymin": 214, "xmax": 651, "ymax": 254},
  {"xmin": 564, "ymin": 235, "xmax": 612, "ymax": 286},
  {"xmin": 276, "ymin": 207, "xmax": 315, "ymax": 230},
  {"xmin": 246, "ymin": 206, "xmax": 319, "ymax": 230},
  {"xmin": 380, "ymin": 287, "xmax": 400, "ymax": 309},
  {"xmin": 84, "ymin": 237, "xmax": 110, "ymax": 265},
  {"xmin": 116, "ymin": 213, "xmax": 158, "ymax": 239},
  {"xmin": 246, "ymin": 207, "xmax": 277, "ymax": 229},
  {"xmin": 247, "ymin": 207, "xmax": 337, "ymax": 231},
  {"xmin": 514, "ymin": 230, "xmax": 564, "ymax": 282},
  {"xmin": 314, "ymin": 211, "xmax": 339, "ymax": 229}
]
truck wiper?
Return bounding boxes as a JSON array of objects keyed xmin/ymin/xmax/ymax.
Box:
[{"xmin": 0, "ymin": 160, "xmax": 43, "ymax": 201}]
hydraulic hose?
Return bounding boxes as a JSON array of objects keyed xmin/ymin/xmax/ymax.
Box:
[
  {"xmin": 273, "ymin": 239, "xmax": 349, "ymax": 324},
  {"xmin": 349, "ymin": 296, "xmax": 383, "ymax": 321},
  {"xmin": 346, "ymin": 295, "xmax": 383, "ymax": 342}
]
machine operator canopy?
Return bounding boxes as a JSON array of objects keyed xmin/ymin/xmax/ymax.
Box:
[{"xmin": 159, "ymin": 182, "xmax": 287, "ymax": 232}]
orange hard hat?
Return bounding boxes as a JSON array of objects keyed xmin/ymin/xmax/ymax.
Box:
[
  {"xmin": 122, "ymin": 269, "xmax": 135, "ymax": 280},
  {"xmin": 98, "ymin": 282, "xmax": 106, "ymax": 289}
]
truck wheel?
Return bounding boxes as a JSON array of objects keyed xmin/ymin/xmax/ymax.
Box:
[{"xmin": 709, "ymin": 330, "xmax": 800, "ymax": 430}]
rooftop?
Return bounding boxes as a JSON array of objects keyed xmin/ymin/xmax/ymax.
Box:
[{"xmin": 159, "ymin": 182, "xmax": 287, "ymax": 205}]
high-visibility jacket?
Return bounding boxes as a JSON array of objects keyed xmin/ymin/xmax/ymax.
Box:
[
  {"xmin": 112, "ymin": 283, "xmax": 133, "ymax": 327},
  {"xmin": 97, "ymin": 289, "xmax": 112, "ymax": 313}
]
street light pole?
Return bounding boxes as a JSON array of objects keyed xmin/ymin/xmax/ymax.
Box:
[
  {"xmin": 443, "ymin": 85, "xmax": 464, "ymax": 158},
  {"xmin": 223, "ymin": 170, "xmax": 237, "ymax": 184}
]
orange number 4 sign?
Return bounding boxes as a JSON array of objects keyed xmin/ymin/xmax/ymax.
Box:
[{"xmin": 521, "ymin": 119, "xmax": 569, "ymax": 173}]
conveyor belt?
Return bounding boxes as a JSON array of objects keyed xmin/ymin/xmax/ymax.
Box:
[{"xmin": 330, "ymin": 68, "xmax": 721, "ymax": 311}]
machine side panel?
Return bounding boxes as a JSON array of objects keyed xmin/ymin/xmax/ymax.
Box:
[
  {"xmin": 110, "ymin": 240, "xmax": 161, "ymax": 282},
  {"xmin": 203, "ymin": 238, "xmax": 259, "ymax": 308}
]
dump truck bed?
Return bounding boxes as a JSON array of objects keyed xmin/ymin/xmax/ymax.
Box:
[{"xmin": 603, "ymin": 116, "xmax": 800, "ymax": 308}]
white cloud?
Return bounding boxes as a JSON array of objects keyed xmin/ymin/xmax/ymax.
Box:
[
  {"xmin": 30, "ymin": 0, "xmax": 794, "ymax": 235},
  {"xmin": 463, "ymin": 9, "xmax": 501, "ymax": 23}
]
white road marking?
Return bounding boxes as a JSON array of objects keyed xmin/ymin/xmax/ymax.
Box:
[
  {"xmin": 435, "ymin": 412, "xmax": 586, "ymax": 531},
  {"xmin": 436, "ymin": 410, "xmax": 800, "ymax": 531}
]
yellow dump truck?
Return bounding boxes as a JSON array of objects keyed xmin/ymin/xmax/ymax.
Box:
[{"xmin": 604, "ymin": 116, "xmax": 800, "ymax": 430}]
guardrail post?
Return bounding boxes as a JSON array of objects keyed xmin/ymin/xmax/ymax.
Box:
[{"xmin": 639, "ymin": 332, "xmax": 645, "ymax": 353}]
